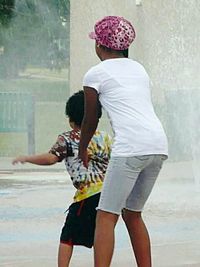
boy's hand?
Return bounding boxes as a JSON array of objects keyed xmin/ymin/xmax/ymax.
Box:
[
  {"xmin": 78, "ymin": 149, "xmax": 89, "ymax": 168},
  {"xmin": 12, "ymin": 156, "xmax": 27, "ymax": 165}
]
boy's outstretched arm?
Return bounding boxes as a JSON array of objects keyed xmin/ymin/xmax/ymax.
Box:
[
  {"xmin": 12, "ymin": 153, "xmax": 59, "ymax": 165},
  {"xmin": 79, "ymin": 86, "xmax": 100, "ymax": 167}
]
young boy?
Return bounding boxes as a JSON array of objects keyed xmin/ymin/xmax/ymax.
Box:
[{"xmin": 12, "ymin": 90, "xmax": 112, "ymax": 267}]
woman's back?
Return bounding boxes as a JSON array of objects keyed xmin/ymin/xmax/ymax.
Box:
[{"xmin": 83, "ymin": 58, "xmax": 168, "ymax": 156}]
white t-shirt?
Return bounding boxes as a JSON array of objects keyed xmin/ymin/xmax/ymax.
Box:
[{"xmin": 83, "ymin": 58, "xmax": 168, "ymax": 157}]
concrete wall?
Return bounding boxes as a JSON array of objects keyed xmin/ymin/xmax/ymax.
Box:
[
  {"xmin": 69, "ymin": 0, "xmax": 200, "ymax": 161},
  {"xmin": 70, "ymin": 0, "xmax": 138, "ymax": 92},
  {"xmin": 70, "ymin": 0, "xmax": 200, "ymax": 95}
]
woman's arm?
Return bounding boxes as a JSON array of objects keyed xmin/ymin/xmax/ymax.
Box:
[
  {"xmin": 79, "ymin": 86, "xmax": 100, "ymax": 167},
  {"xmin": 12, "ymin": 153, "xmax": 59, "ymax": 165}
]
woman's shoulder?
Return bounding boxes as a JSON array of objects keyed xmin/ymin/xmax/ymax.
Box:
[
  {"xmin": 130, "ymin": 59, "xmax": 148, "ymax": 71},
  {"xmin": 84, "ymin": 62, "xmax": 104, "ymax": 77}
]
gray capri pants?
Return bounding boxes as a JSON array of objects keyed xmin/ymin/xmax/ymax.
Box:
[{"xmin": 97, "ymin": 155, "xmax": 167, "ymax": 215}]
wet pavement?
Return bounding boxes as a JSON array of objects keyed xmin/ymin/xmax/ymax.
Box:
[{"xmin": 0, "ymin": 160, "xmax": 200, "ymax": 267}]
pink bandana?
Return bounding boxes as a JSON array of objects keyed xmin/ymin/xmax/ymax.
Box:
[{"xmin": 89, "ymin": 16, "xmax": 136, "ymax": 50}]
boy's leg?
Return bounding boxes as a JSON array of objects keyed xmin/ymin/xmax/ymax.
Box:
[
  {"xmin": 58, "ymin": 243, "xmax": 73, "ymax": 267},
  {"xmin": 122, "ymin": 210, "xmax": 151, "ymax": 267},
  {"xmin": 94, "ymin": 210, "xmax": 119, "ymax": 267}
]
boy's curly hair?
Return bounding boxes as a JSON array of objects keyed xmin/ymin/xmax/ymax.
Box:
[{"xmin": 65, "ymin": 90, "xmax": 102, "ymax": 126}]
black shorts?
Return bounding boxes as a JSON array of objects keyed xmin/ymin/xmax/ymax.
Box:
[{"xmin": 60, "ymin": 193, "xmax": 100, "ymax": 248}]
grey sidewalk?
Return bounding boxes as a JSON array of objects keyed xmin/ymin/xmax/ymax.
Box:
[{"xmin": 0, "ymin": 159, "xmax": 200, "ymax": 266}]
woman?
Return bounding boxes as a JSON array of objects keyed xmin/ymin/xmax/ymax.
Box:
[{"xmin": 79, "ymin": 16, "xmax": 168, "ymax": 267}]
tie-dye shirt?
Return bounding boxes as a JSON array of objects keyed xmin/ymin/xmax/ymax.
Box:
[{"xmin": 49, "ymin": 129, "xmax": 112, "ymax": 202}]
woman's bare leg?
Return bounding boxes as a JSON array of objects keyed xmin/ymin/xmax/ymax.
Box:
[
  {"xmin": 122, "ymin": 209, "xmax": 151, "ymax": 267},
  {"xmin": 94, "ymin": 210, "xmax": 119, "ymax": 267}
]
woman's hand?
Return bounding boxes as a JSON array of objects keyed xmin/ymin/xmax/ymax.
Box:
[{"xmin": 78, "ymin": 149, "xmax": 89, "ymax": 168}]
